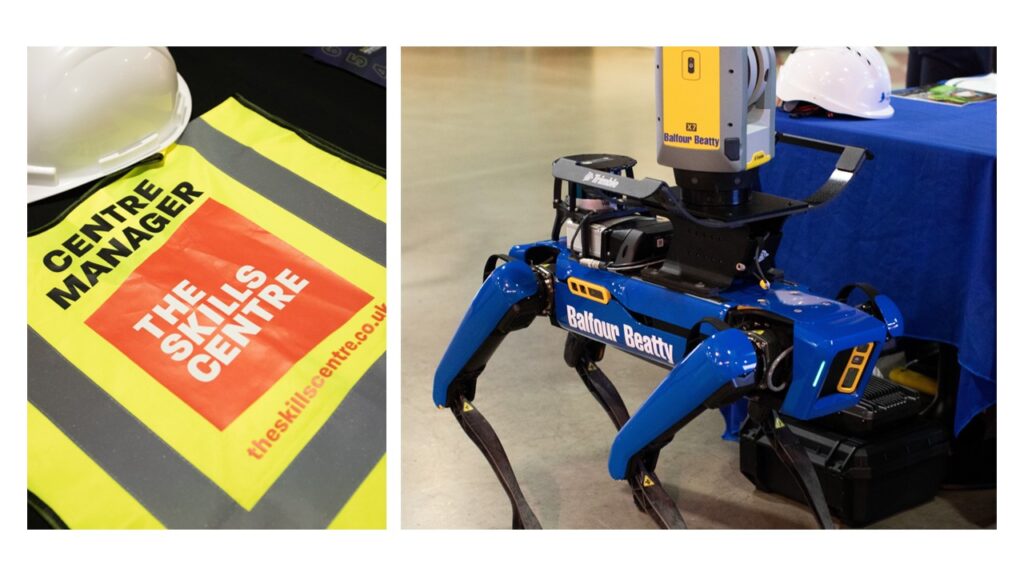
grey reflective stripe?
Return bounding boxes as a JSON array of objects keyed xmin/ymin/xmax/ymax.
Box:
[
  {"xmin": 27, "ymin": 327, "xmax": 243, "ymax": 528},
  {"xmin": 222, "ymin": 354, "xmax": 386, "ymax": 528},
  {"xmin": 29, "ymin": 326, "xmax": 386, "ymax": 528},
  {"xmin": 177, "ymin": 118, "xmax": 386, "ymax": 266}
]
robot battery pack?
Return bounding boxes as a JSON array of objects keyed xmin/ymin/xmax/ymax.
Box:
[{"xmin": 565, "ymin": 215, "xmax": 672, "ymax": 266}]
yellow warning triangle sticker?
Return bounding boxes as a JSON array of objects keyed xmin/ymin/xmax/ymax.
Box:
[
  {"xmin": 642, "ymin": 474, "xmax": 655, "ymax": 487},
  {"xmin": 462, "ymin": 401, "xmax": 474, "ymax": 412},
  {"xmin": 774, "ymin": 415, "xmax": 785, "ymax": 429}
]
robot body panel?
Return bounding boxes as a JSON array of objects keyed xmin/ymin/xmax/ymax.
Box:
[
  {"xmin": 872, "ymin": 293, "xmax": 905, "ymax": 338},
  {"xmin": 723, "ymin": 281, "xmax": 890, "ymax": 419}
]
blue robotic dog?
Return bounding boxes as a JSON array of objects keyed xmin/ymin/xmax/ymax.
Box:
[{"xmin": 433, "ymin": 47, "xmax": 903, "ymax": 529}]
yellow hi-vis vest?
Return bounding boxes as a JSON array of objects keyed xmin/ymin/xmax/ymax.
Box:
[{"xmin": 27, "ymin": 96, "xmax": 386, "ymax": 529}]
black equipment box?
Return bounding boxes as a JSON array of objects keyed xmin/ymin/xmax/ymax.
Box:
[{"xmin": 740, "ymin": 410, "xmax": 950, "ymax": 526}]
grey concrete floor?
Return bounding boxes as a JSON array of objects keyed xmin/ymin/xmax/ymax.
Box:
[{"xmin": 401, "ymin": 47, "xmax": 994, "ymax": 529}]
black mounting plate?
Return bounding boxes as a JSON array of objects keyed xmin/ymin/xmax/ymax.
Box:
[{"xmin": 681, "ymin": 189, "xmax": 812, "ymax": 223}]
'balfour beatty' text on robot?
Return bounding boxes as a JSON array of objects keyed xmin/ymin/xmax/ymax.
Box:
[{"xmin": 434, "ymin": 47, "xmax": 903, "ymax": 529}]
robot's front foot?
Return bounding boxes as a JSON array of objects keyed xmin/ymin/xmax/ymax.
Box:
[{"xmin": 627, "ymin": 466, "xmax": 687, "ymax": 528}]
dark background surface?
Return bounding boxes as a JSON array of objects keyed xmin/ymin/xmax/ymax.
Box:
[{"xmin": 28, "ymin": 47, "xmax": 386, "ymax": 232}]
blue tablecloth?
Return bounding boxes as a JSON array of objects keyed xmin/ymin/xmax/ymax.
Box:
[{"xmin": 759, "ymin": 97, "xmax": 996, "ymax": 435}]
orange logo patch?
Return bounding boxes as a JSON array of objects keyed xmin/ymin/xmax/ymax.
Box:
[{"xmin": 87, "ymin": 199, "xmax": 372, "ymax": 430}]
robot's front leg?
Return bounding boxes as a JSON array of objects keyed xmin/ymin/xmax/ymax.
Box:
[
  {"xmin": 606, "ymin": 329, "xmax": 759, "ymax": 526},
  {"xmin": 607, "ymin": 328, "xmax": 837, "ymax": 529},
  {"xmin": 433, "ymin": 258, "xmax": 549, "ymax": 529}
]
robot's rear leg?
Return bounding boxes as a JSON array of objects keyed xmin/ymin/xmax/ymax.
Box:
[
  {"xmin": 564, "ymin": 333, "xmax": 689, "ymax": 528},
  {"xmin": 434, "ymin": 258, "xmax": 549, "ymax": 529}
]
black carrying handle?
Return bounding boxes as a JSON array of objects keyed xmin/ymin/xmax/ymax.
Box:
[
  {"xmin": 482, "ymin": 254, "xmax": 511, "ymax": 282},
  {"xmin": 834, "ymin": 282, "xmax": 891, "ymax": 333},
  {"xmin": 775, "ymin": 132, "xmax": 872, "ymax": 206}
]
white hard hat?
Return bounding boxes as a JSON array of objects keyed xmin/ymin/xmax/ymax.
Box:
[
  {"xmin": 777, "ymin": 46, "xmax": 894, "ymax": 120},
  {"xmin": 28, "ymin": 47, "xmax": 192, "ymax": 203}
]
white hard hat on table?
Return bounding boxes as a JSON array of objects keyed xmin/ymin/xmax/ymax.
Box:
[
  {"xmin": 778, "ymin": 46, "xmax": 894, "ymax": 120},
  {"xmin": 28, "ymin": 46, "xmax": 192, "ymax": 203}
]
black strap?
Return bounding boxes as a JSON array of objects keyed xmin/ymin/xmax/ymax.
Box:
[
  {"xmin": 568, "ymin": 335, "xmax": 687, "ymax": 529},
  {"xmin": 750, "ymin": 405, "xmax": 835, "ymax": 529},
  {"xmin": 784, "ymin": 102, "xmax": 835, "ymax": 119},
  {"xmin": 685, "ymin": 317, "xmax": 732, "ymax": 355},
  {"xmin": 835, "ymin": 282, "xmax": 887, "ymax": 329},
  {"xmin": 452, "ymin": 396, "xmax": 542, "ymax": 529},
  {"xmin": 835, "ymin": 282, "xmax": 880, "ymax": 303},
  {"xmin": 482, "ymin": 254, "xmax": 511, "ymax": 282}
]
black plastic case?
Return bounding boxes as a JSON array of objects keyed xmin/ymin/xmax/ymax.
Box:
[{"xmin": 740, "ymin": 411, "xmax": 950, "ymax": 526}]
